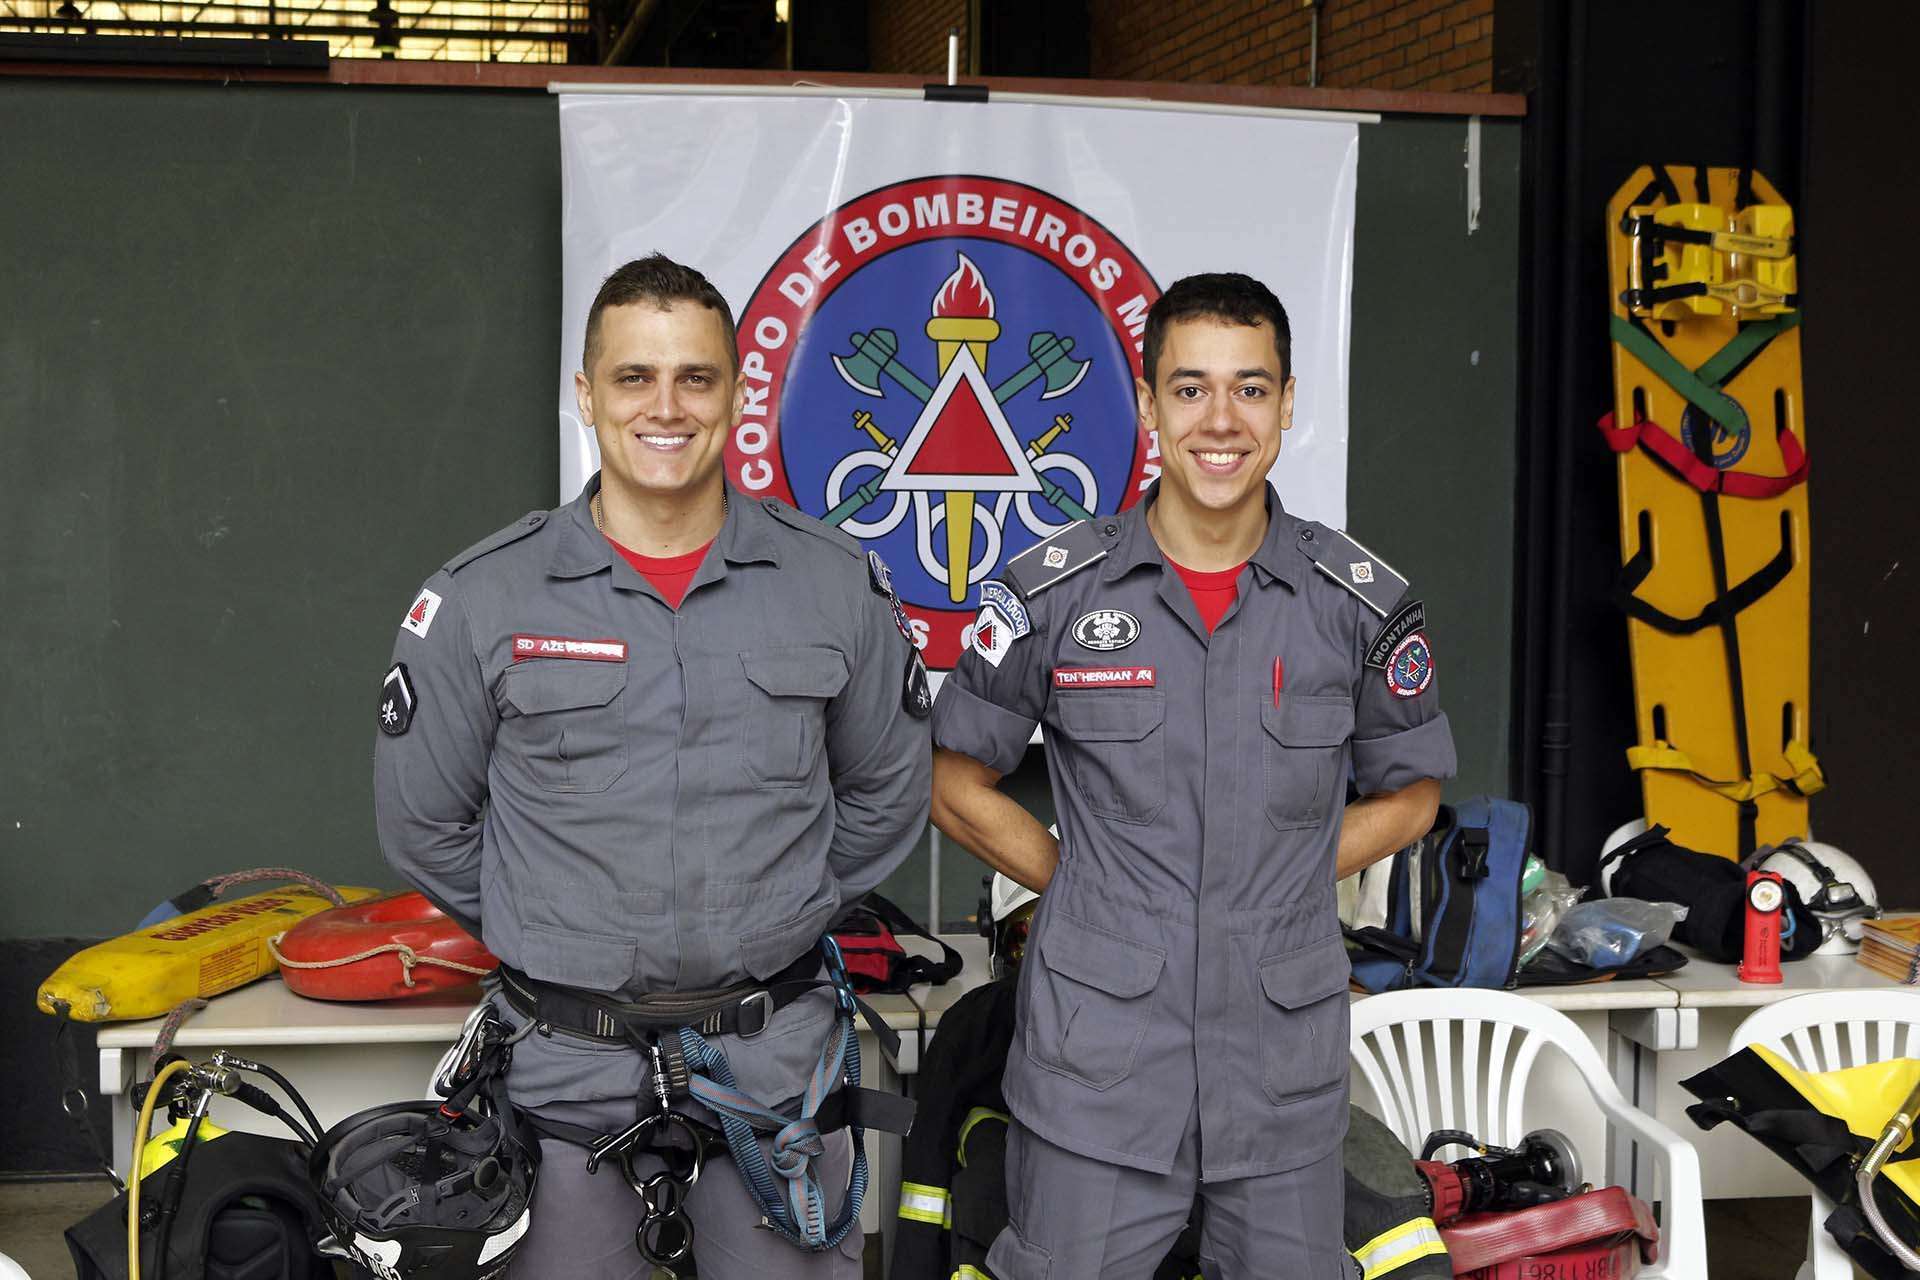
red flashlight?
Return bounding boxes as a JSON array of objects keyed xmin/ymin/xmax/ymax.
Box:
[{"xmin": 1739, "ymin": 870, "xmax": 1785, "ymax": 984}]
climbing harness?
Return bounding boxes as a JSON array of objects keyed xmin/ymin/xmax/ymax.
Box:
[{"xmin": 503, "ymin": 935, "xmax": 915, "ymax": 1271}]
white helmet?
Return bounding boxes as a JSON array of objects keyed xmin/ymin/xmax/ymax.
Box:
[
  {"xmin": 0, "ymin": 1251, "xmax": 33, "ymax": 1280},
  {"xmin": 1745, "ymin": 840, "xmax": 1878, "ymax": 955},
  {"xmin": 1597, "ymin": 819, "xmax": 1651, "ymax": 897},
  {"xmin": 991, "ymin": 873, "xmax": 1040, "ymax": 924}
]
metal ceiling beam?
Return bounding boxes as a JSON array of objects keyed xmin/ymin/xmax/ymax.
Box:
[{"xmin": 598, "ymin": 0, "xmax": 654, "ymax": 65}]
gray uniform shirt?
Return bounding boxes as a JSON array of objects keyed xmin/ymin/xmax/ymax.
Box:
[
  {"xmin": 933, "ymin": 485, "xmax": 1456, "ymax": 1181},
  {"xmin": 374, "ymin": 477, "xmax": 931, "ymax": 1107}
]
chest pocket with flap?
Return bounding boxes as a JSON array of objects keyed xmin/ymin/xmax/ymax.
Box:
[
  {"xmin": 499, "ymin": 661, "xmax": 630, "ymax": 793},
  {"xmin": 1260, "ymin": 693, "xmax": 1353, "ymax": 831},
  {"xmin": 1052, "ymin": 690, "xmax": 1166, "ymax": 825},
  {"xmin": 739, "ymin": 646, "xmax": 848, "ymax": 787}
]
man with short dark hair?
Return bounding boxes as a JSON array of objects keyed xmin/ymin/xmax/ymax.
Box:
[
  {"xmin": 376, "ymin": 253, "xmax": 930, "ymax": 1277},
  {"xmin": 931, "ymin": 272, "xmax": 1454, "ymax": 1278}
]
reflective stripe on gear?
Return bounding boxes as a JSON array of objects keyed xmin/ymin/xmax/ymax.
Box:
[
  {"xmin": 1353, "ymin": 1217, "xmax": 1448, "ymax": 1279},
  {"xmin": 899, "ymin": 1181, "xmax": 952, "ymax": 1227},
  {"xmin": 953, "ymin": 1268, "xmax": 993, "ymax": 1280},
  {"xmin": 956, "ymin": 1106, "xmax": 1009, "ymax": 1168}
]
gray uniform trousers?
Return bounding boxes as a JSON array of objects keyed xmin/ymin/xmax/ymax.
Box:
[
  {"xmin": 512, "ymin": 1095, "xmax": 862, "ymax": 1278},
  {"xmin": 988, "ymin": 1104, "xmax": 1350, "ymax": 1280}
]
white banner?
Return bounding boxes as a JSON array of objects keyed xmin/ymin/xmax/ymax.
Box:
[{"xmin": 559, "ymin": 93, "xmax": 1357, "ymax": 669}]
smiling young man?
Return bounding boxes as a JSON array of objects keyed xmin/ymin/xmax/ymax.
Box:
[
  {"xmin": 375, "ymin": 255, "xmax": 930, "ymax": 1277},
  {"xmin": 929, "ymin": 273, "xmax": 1456, "ymax": 1278}
]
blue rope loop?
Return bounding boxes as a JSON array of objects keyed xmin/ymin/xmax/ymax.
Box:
[{"xmin": 675, "ymin": 937, "xmax": 868, "ymax": 1251}]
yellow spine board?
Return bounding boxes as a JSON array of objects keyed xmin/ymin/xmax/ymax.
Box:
[
  {"xmin": 1605, "ymin": 166, "xmax": 1815, "ymax": 858},
  {"xmin": 36, "ymin": 884, "xmax": 382, "ymax": 1022}
]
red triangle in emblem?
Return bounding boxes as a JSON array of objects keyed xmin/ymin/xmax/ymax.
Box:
[{"xmin": 903, "ymin": 376, "xmax": 1019, "ymax": 477}]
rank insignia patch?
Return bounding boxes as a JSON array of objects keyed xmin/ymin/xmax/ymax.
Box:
[
  {"xmin": 1071, "ymin": 609, "xmax": 1139, "ymax": 652},
  {"xmin": 1386, "ymin": 632, "xmax": 1434, "ymax": 699},
  {"xmin": 1043, "ymin": 546, "xmax": 1070, "ymax": 569},
  {"xmin": 903, "ymin": 648, "xmax": 932, "ymax": 719},
  {"xmin": 380, "ymin": 664, "xmax": 416, "ymax": 736},
  {"xmin": 1350, "ymin": 561, "xmax": 1374, "ymax": 584}
]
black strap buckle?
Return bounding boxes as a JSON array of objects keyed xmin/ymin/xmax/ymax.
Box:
[
  {"xmin": 735, "ymin": 989, "xmax": 772, "ymax": 1038},
  {"xmin": 1458, "ymin": 829, "xmax": 1492, "ymax": 880}
]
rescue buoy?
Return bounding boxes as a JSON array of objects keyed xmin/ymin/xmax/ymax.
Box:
[
  {"xmin": 270, "ymin": 891, "xmax": 497, "ymax": 1001},
  {"xmin": 38, "ymin": 882, "xmax": 381, "ymax": 1023}
]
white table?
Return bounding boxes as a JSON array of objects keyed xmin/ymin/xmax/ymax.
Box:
[
  {"xmin": 96, "ymin": 933, "xmax": 994, "ymax": 1249},
  {"xmin": 103, "ymin": 935, "xmax": 1885, "ymax": 1259}
]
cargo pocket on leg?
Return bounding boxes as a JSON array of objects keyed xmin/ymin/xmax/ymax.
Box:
[{"xmin": 986, "ymin": 1224, "xmax": 1053, "ymax": 1280}]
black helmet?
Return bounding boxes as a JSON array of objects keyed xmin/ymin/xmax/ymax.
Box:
[{"xmin": 310, "ymin": 1094, "xmax": 539, "ymax": 1279}]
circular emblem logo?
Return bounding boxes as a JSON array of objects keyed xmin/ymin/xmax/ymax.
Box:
[
  {"xmin": 727, "ymin": 176, "xmax": 1160, "ymax": 669},
  {"xmin": 1072, "ymin": 609, "xmax": 1139, "ymax": 652},
  {"xmin": 1387, "ymin": 632, "xmax": 1433, "ymax": 699},
  {"xmin": 1677, "ymin": 404, "xmax": 1750, "ymax": 470}
]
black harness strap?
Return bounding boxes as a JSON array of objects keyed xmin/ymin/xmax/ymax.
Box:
[{"xmin": 1616, "ymin": 510, "xmax": 1795, "ymax": 636}]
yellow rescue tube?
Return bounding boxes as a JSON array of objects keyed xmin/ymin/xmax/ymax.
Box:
[{"xmin": 37, "ymin": 884, "xmax": 381, "ymax": 1022}]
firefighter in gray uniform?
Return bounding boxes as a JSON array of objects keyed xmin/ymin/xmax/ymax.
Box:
[
  {"xmin": 931, "ymin": 274, "xmax": 1456, "ymax": 1279},
  {"xmin": 375, "ymin": 256, "xmax": 930, "ymax": 1278}
]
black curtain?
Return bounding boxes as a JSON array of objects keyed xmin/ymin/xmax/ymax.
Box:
[{"xmin": 1500, "ymin": 0, "xmax": 1808, "ymax": 885}]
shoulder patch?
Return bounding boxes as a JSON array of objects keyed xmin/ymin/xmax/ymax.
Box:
[
  {"xmin": 1365, "ymin": 598, "xmax": 1426, "ymax": 669},
  {"xmin": 444, "ymin": 510, "xmax": 548, "ymax": 575},
  {"xmin": 1002, "ymin": 520, "xmax": 1109, "ymax": 599},
  {"xmin": 1296, "ymin": 524, "xmax": 1409, "ymax": 619},
  {"xmin": 761, "ymin": 498, "xmax": 861, "ymax": 559}
]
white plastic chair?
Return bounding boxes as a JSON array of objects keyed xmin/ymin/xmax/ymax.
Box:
[
  {"xmin": 1349, "ymin": 988, "xmax": 1707, "ymax": 1279},
  {"xmin": 1728, "ymin": 990, "xmax": 1920, "ymax": 1280}
]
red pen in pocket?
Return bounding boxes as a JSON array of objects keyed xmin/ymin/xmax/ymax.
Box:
[{"xmin": 1272, "ymin": 657, "xmax": 1284, "ymax": 708}]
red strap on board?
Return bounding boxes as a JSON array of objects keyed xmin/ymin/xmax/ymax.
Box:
[{"xmin": 1596, "ymin": 411, "xmax": 1808, "ymax": 499}]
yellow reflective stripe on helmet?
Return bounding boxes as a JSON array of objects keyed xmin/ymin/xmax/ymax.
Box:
[
  {"xmin": 956, "ymin": 1106, "xmax": 1010, "ymax": 1169},
  {"xmin": 1353, "ymin": 1217, "xmax": 1447, "ymax": 1279},
  {"xmin": 899, "ymin": 1181, "xmax": 952, "ymax": 1227}
]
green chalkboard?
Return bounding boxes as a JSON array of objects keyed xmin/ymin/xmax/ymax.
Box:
[
  {"xmin": 0, "ymin": 80, "xmax": 1518, "ymax": 938},
  {"xmin": 0, "ymin": 81, "xmax": 561, "ymax": 936}
]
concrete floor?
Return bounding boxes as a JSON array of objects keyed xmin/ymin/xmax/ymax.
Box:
[{"xmin": 0, "ymin": 1178, "xmax": 1829, "ymax": 1278}]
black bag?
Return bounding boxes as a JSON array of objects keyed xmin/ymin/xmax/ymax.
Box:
[
  {"xmin": 1600, "ymin": 824, "xmax": 1824, "ymax": 964},
  {"xmin": 67, "ymin": 1131, "xmax": 329, "ymax": 1280}
]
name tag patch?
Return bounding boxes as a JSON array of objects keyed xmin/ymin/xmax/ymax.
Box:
[
  {"xmin": 512, "ymin": 634, "xmax": 628, "ymax": 662},
  {"xmin": 1054, "ymin": 666, "xmax": 1156, "ymax": 689}
]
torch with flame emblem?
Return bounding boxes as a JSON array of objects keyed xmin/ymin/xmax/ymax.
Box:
[
  {"xmin": 826, "ymin": 252, "xmax": 1098, "ymax": 605},
  {"xmin": 926, "ymin": 256, "xmax": 1000, "ymax": 603}
]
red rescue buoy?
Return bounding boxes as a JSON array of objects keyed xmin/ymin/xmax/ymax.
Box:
[{"xmin": 272, "ymin": 891, "xmax": 497, "ymax": 1001}]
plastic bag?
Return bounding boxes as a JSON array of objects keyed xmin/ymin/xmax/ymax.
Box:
[
  {"xmin": 1547, "ymin": 898, "xmax": 1689, "ymax": 970},
  {"xmin": 1518, "ymin": 867, "xmax": 1583, "ymax": 967}
]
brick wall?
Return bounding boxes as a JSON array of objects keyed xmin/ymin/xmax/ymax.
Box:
[
  {"xmin": 1091, "ymin": 0, "xmax": 1492, "ymax": 91},
  {"xmin": 869, "ymin": 0, "xmax": 969, "ymax": 78},
  {"xmin": 870, "ymin": 0, "xmax": 1494, "ymax": 93}
]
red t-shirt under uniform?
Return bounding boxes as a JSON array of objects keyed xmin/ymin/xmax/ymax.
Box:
[
  {"xmin": 606, "ymin": 537, "xmax": 712, "ymax": 610},
  {"xmin": 1168, "ymin": 558, "xmax": 1245, "ymax": 634}
]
